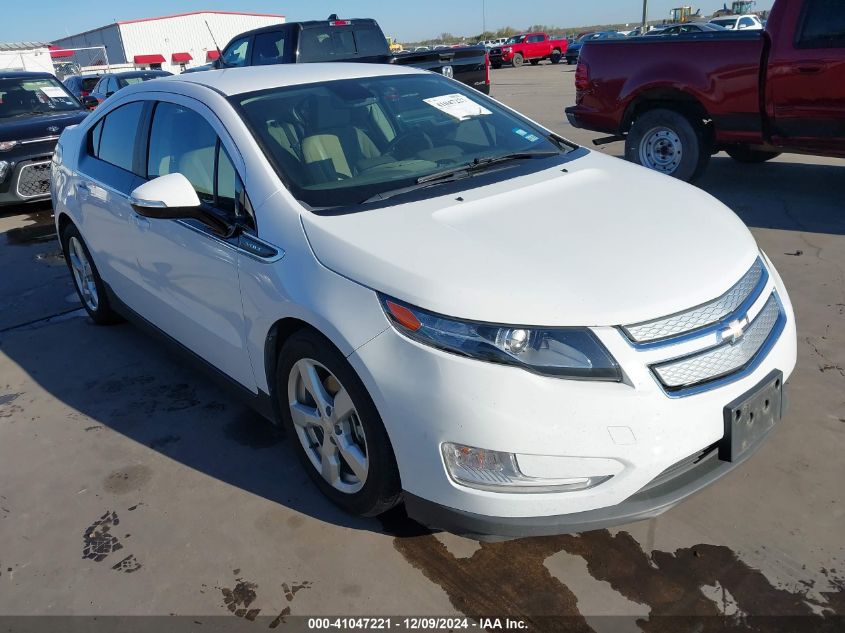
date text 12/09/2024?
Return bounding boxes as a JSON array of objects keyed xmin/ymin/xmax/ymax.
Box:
[{"xmin": 307, "ymin": 618, "xmax": 528, "ymax": 630}]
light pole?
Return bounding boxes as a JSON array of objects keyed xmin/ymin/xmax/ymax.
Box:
[
  {"xmin": 483, "ymin": 0, "xmax": 487, "ymax": 36},
  {"xmin": 641, "ymin": 0, "xmax": 648, "ymax": 30}
]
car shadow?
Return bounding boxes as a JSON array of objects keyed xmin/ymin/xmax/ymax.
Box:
[
  {"xmin": 0, "ymin": 312, "xmax": 411, "ymax": 536},
  {"xmin": 695, "ymin": 155, "xmax": 845, "ymax": 236}
]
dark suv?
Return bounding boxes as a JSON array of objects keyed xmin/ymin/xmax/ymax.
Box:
[{"xmin": 0, "ymin": 71, "xmax": 88, "ymax": 207}]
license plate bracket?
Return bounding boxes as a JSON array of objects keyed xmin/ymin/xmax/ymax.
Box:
[{"xmin": 720, "ymin": 370, "xmax": 784, "ymax": 462}]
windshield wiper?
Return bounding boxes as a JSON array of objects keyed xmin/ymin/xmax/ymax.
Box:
[
  {"xmin": 416, "ymin": 151, "xmax": 560, "ymax": 184},
  {"xmin": 360, "ymin": 151, "xmax": 559, "ymax": 204}
]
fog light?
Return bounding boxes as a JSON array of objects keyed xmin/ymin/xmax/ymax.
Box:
[
  {"xmin": 442, "ymin": 443, "xmax": 612, "ymax": 493},
  {"xmin": 0, "ymin": 161, "xmax": 9, "ymax": 183}
]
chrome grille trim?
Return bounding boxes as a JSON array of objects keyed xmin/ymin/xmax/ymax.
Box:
[
  {"xmin": 623, "ymin": 259, "xmax": 767, "ymax": 347},
  {"xmin": 15, "ymin": 160, "xmax": 52, "ymax": 199},
  {"xmin": 651, "ymin": 292, "xmax": 784, "ymax": 397}
]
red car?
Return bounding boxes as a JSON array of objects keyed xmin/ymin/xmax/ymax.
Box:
[
  {"xmin": 489, "ymin": 33, "xmax": 568, "ymax": 68},
  {"xmin": 565, "ymin": 0, "xmax": 845, "ymax": 181}
]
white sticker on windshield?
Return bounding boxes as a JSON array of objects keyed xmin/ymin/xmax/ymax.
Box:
[
  {"xmin": 40, "ymin": 86, "xmax": 68, "ymax": 99},
  {"xmin": 423, "ymin": 94, "xmax": 492, "ymax": 121}
]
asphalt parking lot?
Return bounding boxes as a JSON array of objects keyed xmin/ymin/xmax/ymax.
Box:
[{"xmin": 1, "ymin": 63, "xmax": 843, "ymax": 630}]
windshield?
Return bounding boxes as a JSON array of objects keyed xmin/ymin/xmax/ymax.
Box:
[
  {"xmin": 234, "ymin": 74, "xmax": 572, "ymax": 208},
  {"xmin": 0, "ymin": 77, "xmax": 80, "ymax": 118}
]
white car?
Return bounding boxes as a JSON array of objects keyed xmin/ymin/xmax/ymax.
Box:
[
  {"xmin": 709, "ymin": 14, "xmax": 765, "ymax": 30},
  {"xmin": 52, "ymin": 63, "xmax": 796, "ymax": 537}
]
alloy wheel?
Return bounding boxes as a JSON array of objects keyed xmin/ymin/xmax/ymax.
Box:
[
  {"xmin": 68, "ymin": 236, "xmax": 99, "ymax": 311},
  {"xmin": 287, "ymin": 358, "xmax": 369, "ymax": 494}
]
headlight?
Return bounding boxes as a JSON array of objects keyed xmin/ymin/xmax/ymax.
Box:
[
  {"xmin": 0, "ymin": 140, "xmax": 19, "ymax": 152},
  {"xmin": 503, "ymin": 46, "xmax": 512, "ymax": 52},
  {"xmin": 379, "ymin": 295, "xmax": 621, "ymax": 380}
]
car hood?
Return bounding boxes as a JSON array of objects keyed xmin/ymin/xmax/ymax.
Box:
[
  {"xmin": 301, "ymin": 150, "xmax": 759, "ymax": 326},
  {"xmin": 0, "ymin": 109, "xmax": 88, "ymax": 143}
]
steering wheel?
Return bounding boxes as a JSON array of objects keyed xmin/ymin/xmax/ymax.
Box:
[{"xmin": 383, "ymin": 130, "xmax": 434, "ymax": 160}]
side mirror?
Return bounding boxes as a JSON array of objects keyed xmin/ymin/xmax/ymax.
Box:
[
  {"xmin": 129, "ymin": 173, "xmax": 235, "ymax": 237},
  {"xmin": 82, "ymin": 96, "xmax": 97, "ymax": 110}
]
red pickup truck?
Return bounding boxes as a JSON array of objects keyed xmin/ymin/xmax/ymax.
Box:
[
  {"xmin": 565, "ymin": 0, "xmax": 845, "ymax": 181},
  {"xmin": 489, "ymin": 33, "xmax": 568, "ymax": 68}
]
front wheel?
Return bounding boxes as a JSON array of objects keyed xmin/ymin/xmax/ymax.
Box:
[
  {"xmin": 61, "ymin": 223, "xmax": 123, "ymax": 325},
  {"xmin": 625, "ymin": 108, "xmax": 710, "ymax": 182},
  {"xmin": 512, "ymin": 53, "xmax": 524, "ymax": 68},
  {"xmin": 726, "ymin": 147, "xmax": 782, "ymax": 163},
  {"xmin": 277, "ymin": 330, "xmax": 401, "ymax": 517}
]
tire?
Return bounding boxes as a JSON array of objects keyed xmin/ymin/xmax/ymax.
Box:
[
  {"xmin": 625, "ymin": 108, "xmax": 710, "ymax": 182},
  {"xmin": 567, "ymin": 57, "xmax": 576, "ymax": 65},
  {"xmin": 276, "ymin": 330, "xmax": 401, "ymax": 517},
  {"xmin": 60, "ymin": 223, "xmax": 123, "ymax": 325},
  {"xmin": 550, "ymin": 50, "xmax": 562, "ymax": 64},
  {"xmin": 491, "ymin": 62, "xmax": 502, "ymax": 69},
  {"xmin": 529, "ymin": 59, "xmax": 540, "ymax": 66},
  {"xmin": 512, "ymin": 53, "xmax": 524, "ymax": 68},
  {"xmin": 726, "ymin": 147, "xmax": 782, "ymax": 163}
]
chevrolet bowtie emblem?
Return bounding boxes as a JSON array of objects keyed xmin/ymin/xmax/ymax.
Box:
[{"xmin": 721, "ymin": 316, "xmax": 750, "ymax": 344}]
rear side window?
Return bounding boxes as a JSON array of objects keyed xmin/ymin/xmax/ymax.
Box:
[
  {"xmin": 89, "ymin": 101, "xmax": 145, "ymax": 173},
  {"xmin": 797, "ymin": 0, "xmax": 845, "ymax": 48},
  {"xmin": 299, "ymin": 27, "xmax": 357, "ymax": 60},
  {"xmin": 253, "ymin": 31, "xmax": 287, "ymax": 65}
]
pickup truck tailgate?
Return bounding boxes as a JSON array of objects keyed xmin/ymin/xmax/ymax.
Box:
[{"xmin": 394, "ymin": 47, "xmax": 489, "ymax": 94}]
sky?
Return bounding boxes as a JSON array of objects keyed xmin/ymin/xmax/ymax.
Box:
[{"xmin": 3, "ymin": 0, "xmax": 776, "ymax": 44}]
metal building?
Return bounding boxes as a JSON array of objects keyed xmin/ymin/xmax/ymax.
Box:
[
  {"xmin": 0, "ymin": 43, "xmax": 56, "ymax": 73},
  {"xmin": 51, "ymin": 11, "xmax": 285, "ymax": 74}
]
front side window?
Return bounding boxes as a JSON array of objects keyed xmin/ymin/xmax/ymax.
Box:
[
  {"xmin": 90, "ymin": 101, "xmax": 145, "ymax": 172},
  {"xmin": 797, "ymin": 0, "xmax": 845, "ymax": 48},
  {"xmin": 223, "ymin": 36, "xmax": 250, "ymax": 66},
  {"xmin": 147, "ymin": 102, "xmax": 246, "ymax": 222},
  {"xmin": 234, "ymin": 74, "xmax": 573, "ymax": 209},
  {"xmin": 0, "ymin": 77, "xmax": 80, "ymax": 118},
  {"xmin": 148, "ymin": 102, "xmax": 217, "ymax": 203}
]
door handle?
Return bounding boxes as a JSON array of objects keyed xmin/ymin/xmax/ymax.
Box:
[
  {"xmin": 795, "ymin": 63, "xmax": 824, "ymax": 75},
  {"xmin": 76, "ymin": 181, "xmax": 90, "ymax": 196}
]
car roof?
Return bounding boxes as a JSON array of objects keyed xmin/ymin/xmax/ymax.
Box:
[
  {"xmin": 106, "ymin": 70, "xmax": 170, "ymax": 77},
  {"xmin": 227, "ymin": 18, "xmax": 378, "ymax": 40},
  {"xmin": 0, "ymin": 71, "xmax": 55, "ymax": 80},
  {"xmin": 164, "ymin": 62, "xmax": 427, "ymax": 97}
]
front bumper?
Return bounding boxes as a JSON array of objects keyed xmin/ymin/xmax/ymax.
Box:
[
  {"xmin": 0, "ymin": 154, "xmax": 54, "ymax": 206},
  {"xmin": 348, "ymin": 260, "xmax": 796, "ymax": 534},
  {"xmin": 406, "ymin": 371, "xmax": 785, "ymax": 537}
]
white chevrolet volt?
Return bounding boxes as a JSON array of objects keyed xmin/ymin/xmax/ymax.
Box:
[{"xmin": 51, "ymin": 63, "xmax": 797, "ymax": 536}]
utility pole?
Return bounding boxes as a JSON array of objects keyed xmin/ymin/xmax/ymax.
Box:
[{"xmin": 642, "ymin": 0, "xmax": 648, "ymax": 30}]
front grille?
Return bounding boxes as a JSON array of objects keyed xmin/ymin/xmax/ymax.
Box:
[
  {"xmin": 623, "ymin": 259, "xmax": 766, "ymax": 345},
  {"xmin": 16, "ymin": 161, "xmax": 52, "ymax": 199},
  {"xmin": 651, "ymin": 292, "xmax": 784, "ymax": 394}
]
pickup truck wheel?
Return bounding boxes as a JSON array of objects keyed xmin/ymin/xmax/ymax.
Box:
[
  {"xmin": 277, "ymin": 330, "xmax": 402, "ymax": 517},
  {"xmin": 512, "ymin": 53, "xmax": 524, "ymax": 67},
  {"xmin": 550, "ymin": 50, "xmax": 562, "ymax": 64},
  {"xmin": 625, "ymin": 108, "xmax": 709, "ymax": 182},
  {"xmin": 529, "ymin": 59, "xmax": 540, "ymax": 66},
  {"xmin": 726, "ymin": 147, "xmax": 782, "ymax": 163}
]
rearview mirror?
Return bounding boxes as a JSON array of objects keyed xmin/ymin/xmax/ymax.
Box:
[{"xmin": 129, "ymin": 173, "xmax": 235, "ymax": 237}]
